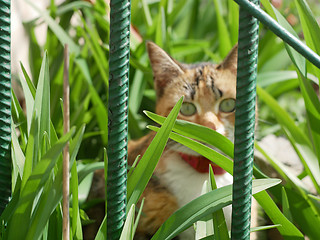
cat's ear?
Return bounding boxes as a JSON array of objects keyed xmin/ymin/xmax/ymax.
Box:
[
  {"xmin": 217, "ymin": 44, "xmax": 238, "ymax": 74},
  {"xmin": 147, "ymin": 41, "xmax": 185, "ymax": 89}
]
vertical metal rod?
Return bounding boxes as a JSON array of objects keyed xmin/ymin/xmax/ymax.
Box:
[
  {"xmin": 231, "ymin": 0, "xmax": 259, "ymax": 239},
  {"xmin": 0, "ymin": 0, "xmax": 12, "ymax": 215},
  {"xmin": 63, "ymin": 44, "xmax": 70, "ymax": 240},
  {"xmin": 107, "ymin": 0, "xmax": 131, "ymax": 238}
]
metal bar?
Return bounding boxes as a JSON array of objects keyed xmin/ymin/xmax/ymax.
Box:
[
  {"xmin": 234, "ymin": 0, "xmax": 320, "ymax": 69},
  {"xmin": 231, "ymin": 0, "xmax": 260, "ymax": 239},
  {"xmin": 107, "ymin": 0, "xmax": 131, "ymax": 238},
  {"xmin": 0, "ymin": 0, "xmax": 12, "ymax": 215}
]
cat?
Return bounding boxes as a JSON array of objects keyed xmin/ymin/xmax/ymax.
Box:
[
  {"xmin": 130, "ymin": 42, "xmax": 237, "ymax": 240},
  {"xmin": 85, "ymin": 42, "xmax": 260, "ymax": 239}
]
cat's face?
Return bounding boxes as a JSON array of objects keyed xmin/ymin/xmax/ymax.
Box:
[{"xmin": 147, "ymin": 42, "xmax": 238, "ymax": 146}]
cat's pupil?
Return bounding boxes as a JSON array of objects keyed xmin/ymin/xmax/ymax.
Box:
[{"xmin": 180, "ymin": 102, "xmax": 197, "ymax": 116}]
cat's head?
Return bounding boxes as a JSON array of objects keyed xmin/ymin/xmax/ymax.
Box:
[{"xmin": 147, "ymin": 42, "xmax": 237, "ymax": 143}]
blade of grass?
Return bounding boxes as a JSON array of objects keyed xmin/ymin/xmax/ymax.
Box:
[
  {"xmin": 281, "ymin": 187, "xmax": 293, "ymax": 222},
  {"xmin": 294, "ymin": 0, "xmax": 320, "ymax": 83},
  {"xmin": 5, "ymin": 128, "xmax": 75, "ymax": 240},
  {"xmin": 74, "ymin": 58, "xmax": 109, "ymax": 144},
  {"xmin": 119, "ymin": 204, "xmax": 135, "ymax": 240},
  {"xmin": 209, "ymin": 166, "xmax": 229, "ymax": 240},
  {"xmin": 145, "ymin": 111, "xmax": 234, "ymax": 158},
  {"xmin": 127, "ymin": 97, "xmax": 183, "ymax": 208},
  {"xmin": 227, "ymin": 0, "xmax": 239, "ymax": 45},
  {"xmin": 26, "ymin": 125, "xmax": 85, "ymax": 240},
  {"xmin": 55, "ymin": 0, "xmax": 92, "ymax": 16},
  {"xmin": 195, "ymin": 181, "xmax": 212, "ymax": 240},
  {"xmin": 21, "ymin": 110, "xmax": 39, "ymax": 190},
  {"xmin": 11, "ymin": 120, "xmax": 25, "ymax": 180},
  {"xmin": 285, "ymin": 188, "xmax": 320, "ymax": 239},
  {"xmin": 147, "ymin": 125, "xmax": 233, "ymax": 174},
  {"xmin": 212, "ymin": 0, "xmax": 232, "ymax": 57},
  {"xmin": 254, "ymin": 190, "xmax": 304, "ymax": 239},
  {"xmin": 250, "ymin": 224, "xmax": 281, "ymax": 232},
  {"xmin": 296, "ymin": 71, "xmax": 320, "ymax": 163},
  {"xmin": 133, "ymin": 198, "xmax": 145, "ymax": 235},
  {"xmin": 71, "ymin": 162, "xmax": 83, "ymax": 239},
  {"xmin": 26, "ymin": 0, "xmax": 81, "ymax": 56},
  {"xmin": 257, "ymin": 86, "xmax": 320, "ymax": 193},
  {"xmin": 94, "ymin": 215, "xmax": 107, "ymax": 240},
  {"xmin": 33, "ymin": 51, "xmax": 51, "ymax": 146},
  {"xmin": 257, "ymin": 70, "xmax": 318, "ymax": 88},
  {"xmin": 151, "ymin": 179, "xmax": 281, "ymax": 240}
]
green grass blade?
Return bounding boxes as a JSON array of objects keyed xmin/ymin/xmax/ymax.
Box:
[
  {"xmin": 20, "ymin": 62, "xmax": 36, "ymax": 97},
  {"xmin": 254, "ymin": 191, "xmax": 304, "ymax": 239},
  {"xmin": 11, "ymin": 120, "xmax": 25, "ymax": 180},
  {"xmin": 77, "ymin": 162, "xmax": 104, "ymax": 184},
  {"xmin": 21, "ymin": 110, "xmax": 39, "ymax": 190},
  {"xmin": 151, "ymin": 179, "xmax": 281, "ymax": 240},
  {"xmin": 145, "ymin": 111, "xmax": 234, "ymax": 158},
  {"xmin": 268, "ymin": 4, "xmax": 307, "ymax": 76},
  {"xmin": 103, "ymin": 147, "xmax": 108, "ymax": 217},
  {"xmin": 55, "ymin": 0, "xmax": 92, "ymax": 16},
  {"xmin": 257, "ymin": 86, "xmax": 320, "ymax": 192},
  {"xmin": 227, "ymin": 0, "xmax": 239, "ymax": 45},
  {"xmin": 5, "ymin": 128, "xmax": 75, "ymax": 240},
  {"xmin": 127, "ymin": 97, "xmax": 183, "ymax": 208},
  {"xmin": 74, "ymin": 58, "xmax": 109, "ymax": 144},
  {"xmin": 19, "ymin": 64, "xmax": 36, "ymax": 133},
  {"xmin": 212, "ymin": 0, "xmax": 232, "ymax": 57},
  {"xmin": 26, "ymin": 0, "xmax": 81, "ymax": 56},
  {"xmin": 133, "ymin": 198, "xmax": 145, "ymax": 235},
  {"xmin": 71, "ymin": 162, "xmax": 83, "ymax": 239},
  {"xmin": 120, "ymin": 204, "xmax": 135, "ymax": 240},
  {"xmin": 147, "ymin": 125, "xmax": 233, "ymax": 174},
  {"xmin": 285, "ymin": 188, "xmax": 320, "ymax": 239},
  {"xmin": 294, "ymin": 0, "xmax": 320, "ymax": 83},
  {"xmin": 257, "ymin": 70, "xmax": 318, "ymax": 88},
  {"xmin": 141, "ymin": 0, "xmax": 153, "ymax": 27},
  {"xmin": 296, "ymin": 72, "xmax": 320, "ymax": 162},
  {"xmin": 281, "ymin": 187, "xmax": 293, "ymax": 222},
  {"xmin": 209, "ymin": 167, "xmax": 229, "ymax": 240},
  {"xmin": 94, "ymin": 215, "xmax": 107, "ymax": 240},
  {"xmin": 25, "ymin": 125, "xmax": 85, "ymax": 240},
  {"xmin": 195, "ymin": 181, "xmax": 213, "ymax": 240},
  {"xmin": 250, "ymin": 224, "xmax": 281, "ymax": 232},
  {"xmin": 268, "ymin": 0, "xmax": 320, "ymax": 162},
  {"xmin": 33, "ymin": 51, "xmax": 51, "ymax": 145},
  {"xmin": 159, "ymin": 7, "xmax": 167, "ymax": 48},
  {"xmin": 80, "ymin": 17, "xmax": 109, "ymax": 88}
]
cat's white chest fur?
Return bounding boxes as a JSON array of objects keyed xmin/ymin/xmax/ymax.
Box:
[{"xmin": 159, "ymin": 151, "xmax": 233, "ymax": 239}]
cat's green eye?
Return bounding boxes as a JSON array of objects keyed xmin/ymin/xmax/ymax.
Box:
[
  {"xmin": 219, "ymin": 98, "xmax": 236, "ymax": 113},
  {"xmin": 180, "ymin": 102, "xmax": 197, "ymax": 116}
]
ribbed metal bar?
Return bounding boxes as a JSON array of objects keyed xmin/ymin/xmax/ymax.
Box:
[
  {"xmin": 0, "ymin": 0, "xmax": 11, "ymax": 215},
  {"xmin": 107, "ymin": 0, "xmax": 131, "ymax": 239},
  {"xmin": 234, "ymin": 0, "xmax": 320, "ymax": 69},
  {"xmin": 231, "ymin": 0, "xmax": 259, "ymax": 239}
]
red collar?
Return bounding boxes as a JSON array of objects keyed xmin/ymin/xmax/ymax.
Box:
[{"xmin": 178, "ymin": 152, "xmax": 226, "ymax": 175}]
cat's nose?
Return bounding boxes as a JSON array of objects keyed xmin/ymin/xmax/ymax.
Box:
[
  {"xmin": 202, "ymin": 112, "xmax": 220, "ymax": 131},
  {"xmin": 206, "ymin": 122, "xmax": 217, "ymax": 131}
]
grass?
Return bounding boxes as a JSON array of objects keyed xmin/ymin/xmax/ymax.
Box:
[{"xmin": 1, "ymin": 0, "xmax": 320, "ymax": 239}]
